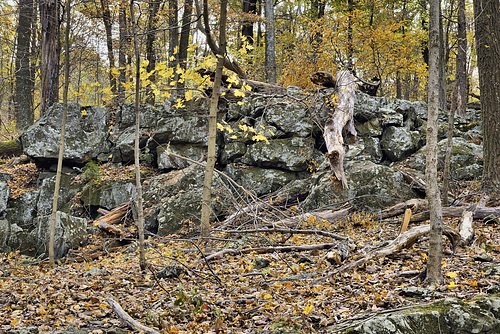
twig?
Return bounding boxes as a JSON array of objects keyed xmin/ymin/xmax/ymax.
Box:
[
  {"xmin": 216, "ymin": 227, "xmax": 346, "ymax": 240},
  {"xmin": 107, "ymin": 297, "xmax": 160, "ymax": 334}
]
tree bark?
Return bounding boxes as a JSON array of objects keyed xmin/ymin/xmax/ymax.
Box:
[
  {"xmin": 424, "ymin": 0, "xmax": 444, "ymax": 287},
  {"xmin": 118, "ymin": 0, "xmax": 129, "ymax": 104},
  {"xmin": 49, "ymin": 0, "xmax": 70, "ymax": 266},
  {"xmin": 39, "ymin": 0, "xmax": 60, "ymax": 115},
  {"xmin": 323, "ymin": 70, "xmax": 357, "ymax": 189},
  {"xmin": 145, "ymin": 0, "xmax": 162, "ymax": 104},
  {"xmin": 177, "ymin": 0, "xmax": 194, "ymax": 91},
  {"xmin": 242, "ymin": 0, "xmax": 257, "ymax": 45},
  {"xmin": 200, "ymin": 0, "xmax": 228, "ymax": 237},
  {"xmin": 168, "ymin": 0, "xmax": 179, "ymax": 71},
  {"xmin": 130, "ymin": 0, "xmax": 147, "ymax": 272},
  {"xmin": 473, "ymin": 0, "xmax": 500, "ymax": 192},
  {"xmin": 15, "ymin": 0, "xmax": 35, "ymax": 131},
  {"xmin": 100, "ymin": 0, "xmax": 117, "ymax": 99},
  {"xmin": 455, "ymin": 0, "xmax": 467, "ymax": 116},
  {"xmin": 264, "ymin": 0, "xmax": 276, "ymax": 83}
]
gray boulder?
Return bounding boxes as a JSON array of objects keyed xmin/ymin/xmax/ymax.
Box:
[
  {"xmin": 300, "ymin": 160, "xmax": 417, "ymax": 212},
  {"xmin": 338, "ymin": 296, "xmax": 500, "ymax": 334},
  {"xmin": 156, "ymin": 143, "xmax": 206, "ymax": 170},
  {"xmin": 224, "ymin": 164, "xmax": 298, "ymax": 196},
  {"xmin": 19, "ymin": 103, "xmax": 111, "ymax": 164},
  {"xmin": 241, "ymin": 137, "xmax": 321, "ymax": 172},
  {"xmin": 381, "ymin": 126, "xmax": 422, "ymax": 162},
  {"xmin": 263, "ymin": 102, "xmax": 313, "ymax": 137},
  {"xmin": 81, "ymin": 180, "xmax": 136, "ymax": 209},
  {"xmin": 36, "ymin": 174, "xmax": 81, "ymax": 216},
  {"xmin": 34, "ymin": 211, "xmax": 88, "ymax": 259},
  {"xmin": 0, "ymin": 181, "xmax": 10, "ymax": 214},
  {"xmin": 5, "ymin": 190, "xmax": 39, "ymax": 229}
]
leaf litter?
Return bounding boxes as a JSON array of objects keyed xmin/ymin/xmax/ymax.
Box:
[{"xmin": 0, "ymin": 163, "xmax": 499, "ymax": 333}]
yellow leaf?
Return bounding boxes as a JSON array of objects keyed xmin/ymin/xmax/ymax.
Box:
[
  {"xmin": 234, "ymin": 89, "xmax": 246, "ymax": 97},
  {"xmin": 447, "ymin": 281, "xmax": 456, "ymax": 289},
  {"xmin": 303, "ymin": 304, "xmax": 314, "ymax": 316},
  {"xmin": 217, "ymin": 123, "xmax": 224, "ymax": 131},
  {"xmin": 230, "ymin": 135, "xmax": 238, "ymax": 139},
  {"xmin": 81, "ymin": 109, "xmax": 87, "ymax": 116},
  {"xmin": 185, "ymin": 90, "xmax": 193, "ymax": 101},
  {"xmin": 446, "ymin": 272, "xmax": 458, "ymax": 278},
  {"xmin": 264, "ymin": 294, "xmax": 272, "ymax": 299}
]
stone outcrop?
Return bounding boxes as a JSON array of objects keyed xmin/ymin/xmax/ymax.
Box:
[{"xmin": 0, "ymin": 88, "xmax": 484, "ymax": 254}]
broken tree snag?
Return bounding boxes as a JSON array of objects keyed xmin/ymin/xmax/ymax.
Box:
[
  {"xmin": 107, "ymin": 297, "xmax": 160, "ymax": 334},
  {"xmin": 94, "ymin": 202, "xmax": 131, "ymax": 225},
  {"xmin": 323, "ymin": 70, "xmax": 357, "ymax": 188},
  {"xmin": 459, "ymin": 195, "xmax": 489, "ymax": 247},
  {"xmin": 310, "ymin": 71, "xmax": 336, "ymax": 88},
  {"xmin": 379, "ymin": 199, "xmax": 428, "ymax": 220}
]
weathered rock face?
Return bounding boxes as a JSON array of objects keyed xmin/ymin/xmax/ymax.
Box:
[
  {"xmin": 34, "ymin": 212, "xmax": 87, "ymax": 259},
  {"xmin": 19, "ymin": 104, "xmax": 111, "ymax": 165},
  {"xmin": 0, "ymin": 89, "xmax": 484, "ymax": 256},
  {"xmin": 338, "ymin": 295, "xmax": 500, "ymax": 334}
]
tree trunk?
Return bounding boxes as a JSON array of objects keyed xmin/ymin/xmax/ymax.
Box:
[
  {"xmin": 168, "ymin": 0, "xmax": 179, "ymax": 71},
  {"xmin": 424, "ymin": 0, "xmax": 444, "ymax": 287},
  {"xmin": 242, "ymin": 0, "xmax": 257, "ymax": 45},
  {"xmin": 49, "ymin": 0, "xmax": 70, "ymax": 266},
  {"xmin": 455, "ymin": 0, "xmax": 467, "ymax": 116},
  {"xmin": 118, "ymin": 0, "xmax": 129, "ymax": 104},
  {"xmin": 473, "ymin": 0, "xmax": 500, "ymax": 192},
  {"xmin": 264, "ymin": 0, "xmax": 276, "ymax": 83},
  {"xmin": 177, "ymin": 0, "xmax": 194, "ymax": 91},
  {"xmin": 145, "ymin": 0, "xmax": 162, "ymax": 105},
  {"xmin": 200, "ymin": 0, "xmax": 228, "ymax": 237},
  {"xmin": 15, "ymin": 0, "xmax": 35, "ymax": 131},
  {"xmin": 100, "ymin": 0, "xmax": 117, "ymax": 99},
  {"xmin": 39, "ymin": 0, "xmax": 60, "ymax": 115},
  {"xmin": 130, "ymin": 0, "xmax": 147, "ymax": 272},
  {"xmin": 323, "ymin": 70, "xmax": 357, "ymax": 189}
]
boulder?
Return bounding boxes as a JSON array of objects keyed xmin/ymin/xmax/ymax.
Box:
[
  {"xmin": 5, "ymin": 190, "xmax": 39, "ymax": 229},
  {"xmin": 300, "ymin": 160, "xmax": 417, "ymax": 212},
  {"xmin": 241, "ymin": 137, "xmax": 321, "ymax": 172},
  {"xmin": 381, "ymin": 126, "xmax": 422, "ymax": 162},
  {"xmin": 263, "ymin": 102, "xmax": 313, "ymax": 137},
  {"xmin": 337, "ymin": 296, "xmax": 500, "ymax": 334},
  {"xmin": 19, "ymin": 103, "xmax": 111, "ymax": 164},
  {"xmin": 36, "ymin": 174, "xmax": 81, "ymax": 216},
  {"xmin": 81, "ymin": 180, "xmax": 136, "ymax": 210},
  {"xmin": 143, "ymin": 165, "xmax": 231, "ymax": 235},
  {"xmin": 224, "ymin": 164, "xmax": 298, "ymax": 196},
  {"xmin": 34, "ymin": 211, "xmax": 88, "ymax": 259},
  {"xmin": 156, "ymin": 143, "xmax": 206, "ymax": 170},
  {"xmin": 0, "ymin": 181, "xmax": 10, "ymax": 214}
]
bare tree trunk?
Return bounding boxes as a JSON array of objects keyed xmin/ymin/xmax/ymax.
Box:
[
  {"xmin": 49, "ymin": 0, "xmax": 70, "ymax": 266},
  {"xmin": 200, "ymin": 0, "xmax": 228, "ymax": 237},
  {"xmin": 242, "ymin": 0, "xmax": 257, "ymax": 45},
  {"xmin": 15, "ymin": 0, "xmax": 35, "ymax": 131},
  {"xmin": 264, "ymin": 0, "xmax": 276, "ymax": 83},
  {"xmin": 145, "ymin": 0, "xmax": 162, "ymax": 105},
  {"xmin": 323, "ymin": 71, "xmax": 357, "ymax": 189},
  {"xmin": 473, "ymin": 0, "xmax": 500, "ymax": 192},
  {"xmin": 168, "ymin": 0, "xmax": 179, "ymax": 70},
  {"xmin": 118, "ymin": 0, "xmax": 129, "ymax": 104},
  {"xmin": 130, "ymin": 0, "xmax": 147, "ymax": 272},
  {"xmin": 455, "ymin": 0, "xmax": 467, "ymax": 116},
  {"xmin": 100, "ymin": 0, "xmax": 117, "ymax": 99},
  {"xmin": 177, "ymin": 0, "xmax": 193, "ymax": 91},
  {"xmin": 40, "ymin": 0, "xmax": 60, "ymax": 115},
  {"xmin": 424, "ymin": 0, "xmax": 444, "ymax": 287}
]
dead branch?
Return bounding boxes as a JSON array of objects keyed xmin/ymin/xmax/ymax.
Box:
[
  {"xmin": 323, "ymin": 70, "xmax": 357, "ymax": 188},
  {"xmin": 107, "ymin": 297, "xmax": 160, "ymax": 334},
  {"xmin": 313, "ymin": 225, "xmax": 461, "ymax": 283},
  {"xmin": 379, "ymin": 199, "xmax": 428, "ymax": 219},
  {"xmin": 274, "ymin": 207, "xmax": 353, "ymax": 229},
  {"xmin": 97, "ymin": 221, "xmax": 130, "ymax": 237},
  {"xmin": 411, "ymin": 206, "xmax": 500, "ymax": 222},
  {"xmin": 459, "ymin": 195, "xmax": 489, "ymax": 247},
  {"xmin": 94, "ymin": 202, "xmax": 130, "ymax": 225},
  {"xmin": 216, "ymin": 228, "xmax": 346, "ymax": 240},
  {"xmin": 201, "ymin": 243, "xmax": 338, "ymax": 263}
]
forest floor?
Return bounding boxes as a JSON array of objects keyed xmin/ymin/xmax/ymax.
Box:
[{"xmin": 0, "ymin": 162, "xmax": 499, "ymax": 333}]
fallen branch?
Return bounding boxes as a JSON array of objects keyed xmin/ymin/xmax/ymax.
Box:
[
  {"xmin": 411, "ymin": 206, "xmax": 500, "ymax": 222},
  {"xmin": 200, "ymin": 243, "xmax": 338, "ymax": 263},
  {"xmin": 379, "ymin": 199, "xmax": 428, "ymax": 219},
  {"xmin": 313, "ymin": 225, "xmax": 461, "ymax": 283},
  {"xmin": 97, "ymin": 221, "xmax": 131, "ymax": 237},
  {"xmin": 95, "ymin": 202, "xmax": 131, "ymax": 225},
  {"xmin": 107, "ymin": 297, "xmax": 160, "ymax": 334},
  {"xmin": 217, "ymin": 228, "xmax": 346, "ymax": 240}
]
